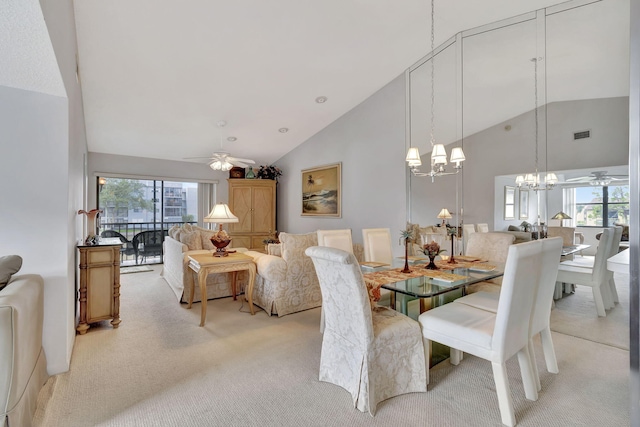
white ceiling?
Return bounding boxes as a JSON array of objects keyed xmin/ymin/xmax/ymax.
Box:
[{"xmin": 74, "ymin": 0, "xmax": 610, "ymax": 166}]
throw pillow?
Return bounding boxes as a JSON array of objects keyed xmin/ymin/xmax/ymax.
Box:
[
  {"xmin": 0, "ymin": 255, "xmax": 23, "ymax": 290},
  {"xmin": 508, "ymin": 225, "xmax": 520, "ymax": 231},
  {"xmin": 179, "ymin": 230, "xmax": 203, "ymax": 250},
  {"xmin": 168, "ymin": 224, "xmax": 180, "ymax": 239},
  {"xmin": 198, "ymin": 228, "xmax": 216, "ymax": 250}
]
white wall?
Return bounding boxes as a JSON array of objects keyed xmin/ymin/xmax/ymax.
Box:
[
  {"xmin": 0, "ymin": 0, "xmax": 91, "ymax": 374},
  {"xmin": 275, "ymin": 74, "xmax": 407, "ymax": 255}
]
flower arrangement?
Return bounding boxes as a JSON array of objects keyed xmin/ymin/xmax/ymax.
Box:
[
  {"xmin": 256, "ymin": 165, "xmax": 283, "ymax": 181},
  {"xmin": 422, "ymin": 241, "xmax": 446, "ymax": 258},
  {"xmin": 262, "ymin": 230, "xmax": 280, "ymax": 245}
]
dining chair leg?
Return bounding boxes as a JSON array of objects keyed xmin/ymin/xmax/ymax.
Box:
[
  {"xmin": 554, "ymin": 281, "xmax": 563, "ymax": 300},
  {"xmin": 592, "ymin": 287, "xmax": 607, "ymax": 317},
  {"xmin": 528, "ymin": 339, "xmax": 541, "ymax": 392},
  {"xmin": 492, "ymin": 362, "xmax": 516, "ymax": 427},
  {"xmin": 609, "ymin": 277, "xmax": 619, "ymax": 303},
  {"xmin": 540, "ymin": 327, "xmax": 559, "ymax": 374},
  {"xmin": 517, "ymin": 347, "xmax": 538, "ymax": 401}
]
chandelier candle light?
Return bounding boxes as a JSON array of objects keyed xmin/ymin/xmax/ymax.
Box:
[
  {"xmin": 405, "ymin": 0, "xmax": 465, "ymax": 182},
  {"xmin": 204, "ymin": 203, "xmax": 239, "ymax": 257}
]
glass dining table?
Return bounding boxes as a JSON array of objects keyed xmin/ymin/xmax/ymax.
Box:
[{"xmin": 379, "ymin": 259, "xmax": 505, "ymax": 318}]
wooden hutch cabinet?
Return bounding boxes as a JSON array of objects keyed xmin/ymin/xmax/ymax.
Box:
[
  {"xmin": 76, "ymin": 243, "xmax": 121, "ymax": 334},
  {"xmin": 228, "ymin": 179, "xmax": 276, "ymax": 251}
]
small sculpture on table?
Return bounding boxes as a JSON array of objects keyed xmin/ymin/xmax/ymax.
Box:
[
  {"xmin": 446, "ymin": 226, "xmax": 458, "ymax": 264},
  {"xmin": 399, "ymin": 227, "xmax": 416, "ymax": 273}
]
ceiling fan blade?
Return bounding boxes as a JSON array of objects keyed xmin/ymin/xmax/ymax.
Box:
[
  {"xmin": 565, "ymin": 176, "xmax": 591, "ymax": 182},
  {"xmin": 232, "ymin": 161, "xmax": 249, "ymax": 168},
  {"xmin": 227, "ymin": 156, "xmax": 255, "ymax": 164}
]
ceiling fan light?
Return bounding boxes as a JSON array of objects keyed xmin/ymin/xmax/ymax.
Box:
[
  {"xmin": 210, "ymin": 161, "xmax": 223, "ymax": 170},
  {"xmin": 222, "ymin": 161, "xmax": 233, "ymax": 171}
]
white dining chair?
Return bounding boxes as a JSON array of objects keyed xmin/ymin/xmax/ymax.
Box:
[
  {"xmin": 556, "ymin": 228, "xmax": 613, "ymax": 317},
  {"xmin": 559, "ymin": 226, "xmax": 622, "ymax": 305},
  {"xmin": 418, "ymin": 240, "xmax": 543, "ymax": 426},
  {"xmin": 317, "ymin": 229, "xmax": 354, "ymax": 254},
  {"xmin": 454, "ymin": 237, "xmax": 564, "ymax": 393},
  {"xmin": 477, "ymin": 223, "xmax": 490, "ymax": 233},
  {"xmin": 361, "ymin": 228, "xmax": 393, "ymax": 264},
  {"xmin": 305, "ymin": 246, "xmax": 427, "ymax": 415}
]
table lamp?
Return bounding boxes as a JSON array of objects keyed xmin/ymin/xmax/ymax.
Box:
[
  {"xmin": 437, "ymin": 208, "xmax": 452, "ymax": 226},
  {"xmin": 552, "ymin": 211, "xmax": 572, "ymax": 227},
  {"xmin": 204, "ymin": 203, "xmax": 239, "ymax": 257}
]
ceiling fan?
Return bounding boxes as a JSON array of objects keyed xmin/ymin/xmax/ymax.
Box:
[
  {"xmin": 183, "ymin": 152, "xmax": 256, "ymax": 171},
  {"xmin": 561, "ymin": 170, "xmax": 628, "ymax": 186}
]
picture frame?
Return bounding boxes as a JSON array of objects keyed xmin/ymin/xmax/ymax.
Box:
[
  {"xmin": 519, "ymin": 189, "xmax": 529, "ymax": 219},
  {"xmin": 301, "ymin": 163, "xmax": 341, "ymax": 217},
  {"xmin": 504, "ymin": 186, "xmax": 515, "ymax": 220}
]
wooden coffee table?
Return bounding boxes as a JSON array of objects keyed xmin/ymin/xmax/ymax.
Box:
[{"xmin": 187, "ymin": 252, "xmax": 257, "ymax": 326}]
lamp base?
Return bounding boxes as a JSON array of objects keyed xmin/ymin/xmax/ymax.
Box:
[{"xmin": 213, "ymin": 247, "xmax": 230, "ymax": 257}]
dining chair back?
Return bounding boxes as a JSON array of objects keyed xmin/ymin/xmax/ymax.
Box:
[
  {"xmin": 547, "ymin": 226, "xmax": 576, "ymax": 247},
  {"xmin": 305, "ymin": 246, "xmax": 426, "ymax": 415},
  {"xmin": 465, "ymin": 232, "xmax": 515, "ymax": 263},
  {"xmin": 317, "ymin": 229, "xmax": 354, "ymax": 254},
  {"xmin": 362, "ymin": 228, "xmax": 393, "ymax": 264},
  {"xmin": 418, "ymin": 240, "xmax": 544, "ymax": 426},
  {"xmin": 477, "ymin": 223, "xmax": 489, "ymax": 233}
]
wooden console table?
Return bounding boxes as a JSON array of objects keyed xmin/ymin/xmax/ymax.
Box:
[
  {"xmin": 77, "ymin": 243, "xmax": 121, "ymax": 334},
  {"xmin": 187, "ymin": 252, "xmax": 257, "ymax": 326}
]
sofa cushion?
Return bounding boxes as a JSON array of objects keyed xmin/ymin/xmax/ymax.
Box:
[
  {"xmin": 0, "ymin": 255, "xmax": 22, "ymax": 290},
  {"xmin": 168, "ymin": 224, "xmax": 180, "ymax": 239},
  {"xmin": 196, "ymin": 227, "xmax": 217, "ymax": 250}
]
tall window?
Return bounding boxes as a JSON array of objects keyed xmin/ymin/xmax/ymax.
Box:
[{"xmin": 568, "ymin": 185, "xmax": 629, "ymax": 227}]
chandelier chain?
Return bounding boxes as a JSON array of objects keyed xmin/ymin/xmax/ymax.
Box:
[{"xmin": 430, "ymin": 0, "xmax": 435, "ymax": 149}]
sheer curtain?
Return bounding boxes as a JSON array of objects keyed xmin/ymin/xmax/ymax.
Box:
[{"xmin": 199, "ymin": 182, "xmax": 217, "ymax": 229}]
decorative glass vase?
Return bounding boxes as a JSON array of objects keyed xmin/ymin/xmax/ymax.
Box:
[{"xmin": 426, "ymin": 256, "xmax": 438, "ymax": 270}]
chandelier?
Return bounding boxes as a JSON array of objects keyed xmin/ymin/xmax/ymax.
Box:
[
  {"xmin": 514, "ymin": 57, "xmax": 555, "ymax": 192},
  {"xmin": 405, "ymin": 0, "xmax": 465, "ymax": 182}
]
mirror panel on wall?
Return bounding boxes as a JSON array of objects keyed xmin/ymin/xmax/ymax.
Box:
[{"xmin": 407, "ymin": 0, "xmax": 629, "ymax": 243}]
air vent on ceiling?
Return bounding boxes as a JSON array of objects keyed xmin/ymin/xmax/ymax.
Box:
[{"xmin": 573, "ymin": 130, "xmax": 591, "ymax": 140}]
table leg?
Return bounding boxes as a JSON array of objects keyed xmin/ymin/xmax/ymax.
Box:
[
  {"xmin": 246, "ymin": 264, "xmax": 256, "ymax": 315},
  {"xmin": 231, "ymin": 271, "xmax": 238, "ymax": 300},
  {"xmin": 199, "ymin": 270, "xmax": 207, "ymax": 327},
  {"xmin": 188, "ymin": 270, "xmax": 196, "ymax": 309}
]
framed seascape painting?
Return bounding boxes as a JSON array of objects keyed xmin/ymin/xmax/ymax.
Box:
[{"xmin": 301, "ymin": 163, "xmax": 341, "ymax": 217}]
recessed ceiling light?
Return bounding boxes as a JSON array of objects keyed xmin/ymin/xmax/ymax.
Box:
[
  {"xmin": 227, "ymin": 136, "xmax": 237, "ymax": 142},
  {"xmin": 315, "ymin": 96, "xmax": 328, "ymax": 104},
  {"xmin": 278, "ymin": 128, "xmax": 289, "ymax": 133},
  {"xmin": 216, "ymin": 120, "xmax": 227, "ymax": 127}
]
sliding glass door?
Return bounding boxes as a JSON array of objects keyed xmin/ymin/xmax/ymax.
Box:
[{"xmin": 97, "ymin": 177, "xmax": 199, "ymax": 265}]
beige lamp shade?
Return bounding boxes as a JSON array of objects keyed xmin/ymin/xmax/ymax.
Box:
[
  {"xmin": 437, "ymin": 208, "xmax": 452, "ymax": 226},
  {"xmin": 204, "ymin": 204, "xmax": 239, "ymax": 224},
  {"xmin": 437, "ymin": 208, "xmax": 452, "ymax": 219},
  {"xmin": 431, "ymin": 144, "xmax": 448, "ymax": 165}
]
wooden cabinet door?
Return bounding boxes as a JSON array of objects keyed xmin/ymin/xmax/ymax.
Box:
[
  {"xmin": 252, "ymin": 186, "xmax": 275, "ymax": 234},
  {"xmin": 229, "ymin": 186, "xmax": 252, "ymax": 233}
]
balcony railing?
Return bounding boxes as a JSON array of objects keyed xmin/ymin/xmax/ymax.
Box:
[{"xmin": 99, "ymin": 221, "xmax": 196, "ymax": 266}]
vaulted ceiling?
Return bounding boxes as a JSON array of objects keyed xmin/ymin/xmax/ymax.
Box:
[{"xmin": 73, "ymin": 0, "xmax": 623, "ymax": 166}]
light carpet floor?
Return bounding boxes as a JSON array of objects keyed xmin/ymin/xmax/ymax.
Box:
[
  {"xmin": 550, "ymin": 272, "xmax": 629, "ymax": 350},
  {"xmin": 33, "ymin": 266, "xmax": 630, "ymax": 426}
]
